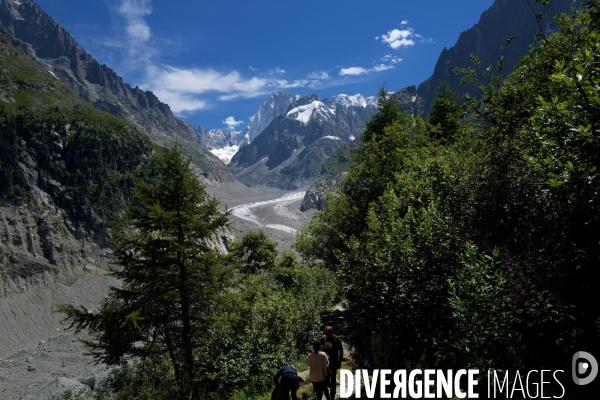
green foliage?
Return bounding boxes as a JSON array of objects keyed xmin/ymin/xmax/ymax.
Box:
[
  {"xmin": 95, "ymin": 359, "xmax": 180, "ymax": 400},
  {"xmin": 209, "ymin": 261, "xmax": 335, "ymax": 397},
  {"xmin": 449, "ymin": 0, "xmax": 600, "ymax": 379},
  {"xmin": 0, "ymin": 107, "xmax": 29, "ymax": 198},
  {"xmin": 319, "ymin": 140, "xmax": 359, "ymax": 176},
  {"xmin": 297, "ymin": 3, "xmax": 600, "ymax": 397},
  {"xmin": 82, "ymin": 256, "xmax": 336, "ymax": 400},
  {"xmin": 427, "ymin": 81, "xmax": 463, "ymax": 140},
  {"xmin": 0, "ymin": 104, "xmax": 152, "ymax": 231},
  {"xmin": 295, "ymin": 111, "xmax": 431, "ymax": 268},
  {"xmin": 1, "ymin": 28, "xmax": 152, "ymax": 225},
  {"xmin": 228, "ymin": 230, "xmax": 277, "ymax": 274},
  {"xmin": 298, "ymin": 119, "xmax": 487, "ymax": 368},
  {"xmin": 0, "ymin": 30, "xmax": 84, "ymax": 111},
  {"xmin": 448, "ymin": 244, "xmax": 579, "ymax": 373},
  {"xmin": 360, "ymin": 86, "xmax": 405, "ymax": 143}
]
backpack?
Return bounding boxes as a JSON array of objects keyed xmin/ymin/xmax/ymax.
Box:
[{"xmin": 271, "ymin": 384, "xmax": 283, "ymax": 400}]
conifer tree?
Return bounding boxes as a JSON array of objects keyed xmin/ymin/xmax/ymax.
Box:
[
  {"xmin": 427, "ymin": 81, "xmax": 462, "ymax": 139},
  {"xmin": 58, "ymin": 146, "xmax": 234, "ymax": 399}
]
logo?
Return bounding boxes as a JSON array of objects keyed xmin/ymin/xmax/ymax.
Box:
[{"xmin": 572, "ymin": 351, "xmax": 598, "ymax": 385}]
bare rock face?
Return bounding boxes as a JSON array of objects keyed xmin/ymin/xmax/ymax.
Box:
[
  {"xmin": 0, "ymin": 163, "xmax": 116, "ymax": 358},
  {"xmin": 0, "ymin": 0, "xmax": 233, "ymax": 183},
  {"xmin": 203, "ymin": 230, "xmax": 235, "ymax": 255},
  {"xmin": 390, "ymin": 85, "xmax": 423, "ymax": 117},
  {"xmin": 300, "ymin": 172, "xmax": 345, "ymax": 212},
  {"xmin": 0, "ymin": 26, "xmax": 235, "ymax": 357}
]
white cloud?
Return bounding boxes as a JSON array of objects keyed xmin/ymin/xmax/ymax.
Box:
[
  {"xmin": 144, "ymin": 65, "xmax": 335, "ymax": 113},
  {"xmin": 339, "ymin": 67, "xmax": 369, "ymax": 76},
  {"xmin": 380, "ymin": 28, "xmax": 415, "ymax": 49},
  {"xmin": 266, "ymin": 67, "xmax": 286, "ymax": 75},
  {"xmin": 97, "ymin": 2, "xmax": 346, "ymax": 114},
  {"xmin": 145, "ymin": 66, "xmax": 270, "ymax": 99},
  {"xmin": 377, "ymin": 24, "xmax": 434, "ymax": 50},
  {"xmin": 307, "ymin": 70, "xmax": 331, "ymax": 80},
  {"xmin": 339, "ymin": 63, "xmax": 396, "ymax": 76},
  {"xmin": 373, "ymin": 64, "xmax": 395, "ymax": 72},
  {"xmin": 145, "ymin": 67, "xmax": 258, "ymax": 111},
  {"xmin": 274, "ymin": 79, "xmax": 306, "ymax": 88},
  {"xmin": 102, "ymin": 0, "xmax": 159, "ymax": 68},
  {"xmin": 152, "ymin": 90, "xmax": 206, "ymax": 113},
  {"xmin": 382, "ymin": 54, "xmax": 403, "ymax": 64},
  {"xmin": 116, "ymin": 0, "xmax": 153, "ymax": 42},
  {"xmin": 102, "ymin": 2, "xmax": 343, "ymax": 114},
  {"xmin": 223, "ymin": 116, "xmax": 244, "ymax": 129}
]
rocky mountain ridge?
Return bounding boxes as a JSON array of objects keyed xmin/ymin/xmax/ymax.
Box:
[
  {"xmin": 398, "ymin": 0, "xmax": 583, "ymax": 116},
  {"xmin": 185, "ymin": 124, "xmax": 241, "ymax": 165},
  {"xmin": 1, "ymin": 21, "xmax": 150, "ymax": 361},
  {"xmin": 228, "ymin": 93, "xmax": 376, "ymax": 189},
  {"xmin": 188, "ymin": 93, "xmax": 301, "ymax": 165},
  {"xmin": 0, "ymin": 0, "xmax": 233, "ymax": 183},
  {"xmin": 191, "ymin": 93, "xmax": 377, "ymax": 166},
  {"xmin": 240, "ymin": 92, "xmax": 303, "ymax": 145}
]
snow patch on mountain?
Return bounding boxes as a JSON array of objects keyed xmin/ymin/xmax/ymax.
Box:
[
  {"xmin": 331, "ymin": 93, "xmax": 376, "ymax": 108},
  {"xmin": 210, "ymin": 145, "xmax": 240, "ymax": 165},
  {"xmin": 286, "ymin": 100, "xmax": 336, "ymax": 125}
]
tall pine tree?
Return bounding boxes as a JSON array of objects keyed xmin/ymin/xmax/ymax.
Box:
[
  {"xmin": 427, "ymin": 81, "xmax": 462, "ymax": 140},
  {"xmin": 58, "ymin": 146, "xmax": 234, "ymax": 398}
]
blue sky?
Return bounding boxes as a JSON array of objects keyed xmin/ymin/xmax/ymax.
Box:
[{"xmin": 36, "ymin": 0, "xmax": 494, "ymax": 130}]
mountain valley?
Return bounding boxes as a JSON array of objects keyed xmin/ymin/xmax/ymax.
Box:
[{"xmin": 0, "ymin": 0, "xmax": 592, "ymax": 398}]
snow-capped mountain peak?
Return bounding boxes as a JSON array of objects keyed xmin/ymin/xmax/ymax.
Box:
[
  {"xmin": 189, "ymin": 91, "xmax": 377, "ymax": 165},
  {"xmin": 286, "ymin": 100, "xmax": 336, "ymax": 125},
  {"xmin": 229, "ymin": 91, "xmax": 378, "ymax": 189},
  {"xmin": 331, "ymin": 93, "xmax": 376, "ymax": 108},
  {"xmin": 239, "ymin": 92, "xmax": 301, "ymax": 144}
]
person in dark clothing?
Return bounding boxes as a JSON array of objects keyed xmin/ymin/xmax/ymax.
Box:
[
  {"xmin": 320, "ymin": 326, "xmax": 343, "ymax": 400},
  {"xmin": 273, "ymin": 364, "xmax": 300, "ymax": 400}
]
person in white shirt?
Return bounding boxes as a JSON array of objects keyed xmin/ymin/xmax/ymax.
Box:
[{"xmin": 305, "ymin": 340, "xmax": 331, "ymax": 400}]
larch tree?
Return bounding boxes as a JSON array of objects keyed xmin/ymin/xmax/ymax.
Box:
[{"xmin": 58, "ymin": 145, "xmax": 235, "ymax": 399}]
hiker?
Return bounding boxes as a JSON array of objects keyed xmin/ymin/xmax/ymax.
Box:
[
  {"xmin": 273, "ymin": 364, "xmax": 301, "ymax": 400},
  {"xmin": 320, "ymin": 326, "xmax": 343, "ymax": 400},
  {"xmin": 306, "ymin": 340, "xmax": 332, "ymax": 400}
]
